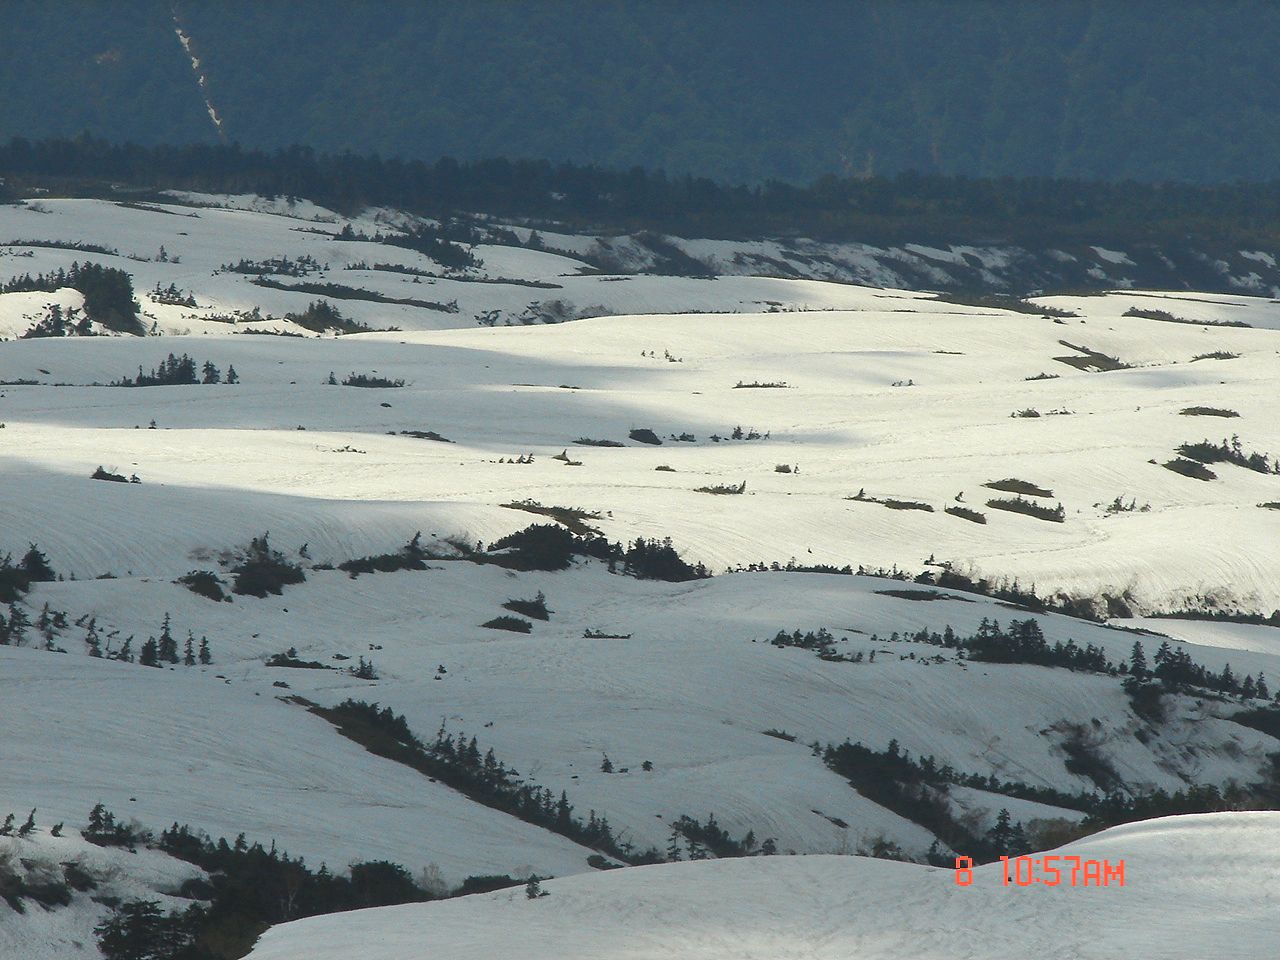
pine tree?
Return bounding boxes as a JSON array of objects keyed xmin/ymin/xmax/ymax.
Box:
[
  {"xmin": 1257, "ymin": 673, "xmax": 1270, "ymax": 700},
  {"xmin": 140, "ymin": 637, "xmax": 160, "ymax": 667},
  {"xmin": 117, "ymin": 636, "xmax": 134, "ymax": 663},
  {"xmin": 986, "ymin": 808, "xmax": 1015, "ymax": 855},
  {"xmin": 7, "ymin": 602, "xmax": 29, "ymax": 646},
  {"xmin": 85, "ymin": 620, "xmax": 103, "ymax": 657},
  {"xmin": 1242, "ymin": 674, "xmax": 1257, "ymax": 700},
  {"xmin": 226, "ymin": 365, "xmax": 239, "ymax": 384},
  {"xmin": 1221, "ymin": 662, "xmax": 1237, "ymax": 693},
  {"xmin": 198, "ymin": 636, "xmax": 211, "ymax": 665},
  {"xmin": 20, "ymin": 544, "xmax": 55, "ymax": 582},
  {"xmin": 201, "ymin": 360, "xmax": 221, "ymax": 384},
  {"xmin": 18, "ymin": 808, "xmax": 36, "ymax": 836},
  {"xmin": 157, "ymin": 613, "xmax": 178, "ymax": 663},
  {"xmin": 0, "ymin": 813, "xmax": 13, "ymax": 836},
  {"xmin": 666, "ymin": 827, "xmax": 683, "ymax": 861},
  {"xmin": 600, "ymin": 753, "xmax": 614, "ymax": 773},
  {"xmin": 1129, "ymin": 640, "xmax": 1148, "ymax": 679},
  {"xmin": 183, "ymin": 631, "xmax": 196, "ymax": 666}
]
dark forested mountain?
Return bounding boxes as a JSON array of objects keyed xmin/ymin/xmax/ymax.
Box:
[{"xmin": 2, "ymin": 1, "xmax": 1279, "ymax": 185}]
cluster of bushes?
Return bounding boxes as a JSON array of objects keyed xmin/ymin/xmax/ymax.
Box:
[
  {"xmin": 823, "ymin": 739, "xmax": 1027, "ymax": 861},
  {"xmin": 19, "ymin": 302, "xmax": 82, "ymax": 338},
  {"xmin": 309, "ymin": 700, "xmax": 655, "ymax": 863},
  {"xmin": 986, "ymin": 495, "xmax": 1065, "ymax": 522},
  {"xmin": 150, "ymin": 282, "xmax": 197, "ymax": 307},
  {"xmin": 219, "ymin": 253, "xmax": 324, "ymax": 276},
  {"xmin": 88, "ymin": 808, "xmax": 436, "ymax": 960},
  {"xmin": 1176, "ymin": 436, "xmax": 1278, "ymax": 475},
  {"xmin": 338, "ymin": 533, "xmax": 431, "ymax": 577},
  {"xmin": 483, "ymin": 523, "xmax": 710, "ymax": 581},
  {"xmin": 336, "ymin": 221, "xmax": 479, "ymax": 271},
  {"xmin": 255, "ymin": 277, "xmax": 458, "ymax": 312},
  {"xmin": 667, "ymin": 814, "xmax": 776, "ymax": 859},
  {"xmin": 824, "ymin": 735, "xmax": 1276, "ymax": 864},
  {"xmin": 2, "ymin": 262, "xmax": 141, "ymax": 334},
  {"xmin": 115, "ymin": 354, "xmax": 236, "ymax": 387},
  {"xmin": 0, "ymin": 544, "xmax": 55, "ymax": 604},
  {"xmin": 285, "ymin": 300, "xmax": 370, "ymax": 334},
  {"xmin": 330, "ymin": 371, "xmax": 404, "ymax": 387},
  {"xmin": 228, "ymin": 534, "xmax": 305, "ymax": 597}
]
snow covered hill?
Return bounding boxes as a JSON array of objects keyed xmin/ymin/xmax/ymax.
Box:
[
  {"xmin": 2, "ymin": 192, "xmax": 1278, "ymax": 958},
  {"xmin": 245, "ymin": 813, "xmax": 1280, "ymax": 960}
]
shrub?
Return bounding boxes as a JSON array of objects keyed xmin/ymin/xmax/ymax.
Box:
[
  {"xmin": 695, "ymin": 481, "xmax": 746, "ymax": 495},
  {"xmin": 481, "ymin": 615, "xmax": 533, "ymax": 633},
  {"xmin": 287, "ymin": 300, "xmax": 371, "ymax": 333},
  {"xmin": 983, "ymin": 478, "xmax": 1053, "ymax": 498},
  {"xmin": 229, "ymin": 534, "xmax": 306, "ymax": 597},
  {"xmin": 339, "ymin": 533, "xmax": 431, "ymax": 576},
  {"xmin": 91, "ymin": 466, "xmax": 129, "ymax": 483},
  {"xmin": 487, "ymin": 524, "xmax": 576, "ymax": 570},
  {"xmin": 503, "ymin": 591, "xmax": 550, "ymax": 620},
  {"xmin": 1163, "ymin": 457, "xmax": 1217, "ymax": 481},
  {"xmin": 986, "ymin": 496, "xmax": 1065, "ymax": 522},
  {"xmin": 574, "ymin": 437, "xmax": 625, "ymax": 447},
  {"xmin": 628, "ymin": 428, "xmax": 662, "ymax": 445},
  {"xmin": 341, "ymin": 372, "xmax": 405, "ymax": 388},
  {"xmin": 945, "ymin": 505, "xmax": 987, "ymax": 523},
  {"xmin": 1180, "ymin": 406, "xmax": 1239, "ymax": 418},
  {"xmin": 177, "ymin": 570, "xmax": 230, "ymax": 602}
]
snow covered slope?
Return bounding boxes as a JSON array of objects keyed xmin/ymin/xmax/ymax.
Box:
[
  {"xmin": 3, "ymin": 192, "xmax": 1278, "ymax": 957},
  {"xmin": 246, "ymin": 813, "xmax": 1280, "ymax": 960}
]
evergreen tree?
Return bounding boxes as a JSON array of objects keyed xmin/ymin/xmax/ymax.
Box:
[
  {"xmin": 18, "ymin": 808, "xmax": 36, "ymax": 837},
  {"xmin": 666, "ymin": 827, "xmax": 683, "ymax": 861},
  {"xmin": 85, "ymin": 620, "xmax": 103, "ymax": 657},
  {"xmin": 226, "ymin": 365, "xmax": 239, "ymax": 384},
  {"xmin": 201, "ymin": 360, "xmax": 221, "ymax": 384},
  {"xmin": 6, "ymin": 602, "xmax": 29, "ymax": 646},
  {"xmin": 1128, "ymin": 641, "xmax": 1148, "ymax": 679},
  {"xmin": 117, "ymin": 636, "xmax": 134, "ymax": 663},
  {"xmin": 1257, "ymin": 673, "xmax": 1270, "ymax": 700},
  {"xmin": 139, "ymin": 638, "xmax": 160, "ymax": 667},
  {"xmin": 20, "ymin": 544, "xmax": 56, "ymax": 582},
  {"xmin": 198, "ymin": 636, "xmax": 212, "ymax": 665},
  {"xmin": 157, "ymin": 613, "xmax": 179, "ymax": 663},
  {"xmin": 183, "ymin": 631, "xmax": 196, "ymax": 666},
  {"xmin": 600, "ymin": 753, "xmax": 614, "ymax": 774}
]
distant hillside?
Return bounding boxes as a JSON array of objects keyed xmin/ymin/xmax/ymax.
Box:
[{"xmin": 2, "ymin": 1, "xmax": 1280, "ymax": 184}]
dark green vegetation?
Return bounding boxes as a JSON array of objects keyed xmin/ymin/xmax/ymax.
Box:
[
  {"xmin": 7, "ymin": 136, "xmax": 1280, "ymax": 269},
  {"xmin": 484, "ymin": 523, "xmax": 711, "ymax": 581},
  {"xmin": 2, "ymin": 262, "xmax": 142, "ymax": 334},
  {"xmin": 82, "ymin": 807, "xmax": 436, "ymax": 960},
  {"xmin": 985, "ymin": 496, "xmax": 1066, "ymax": 523},
  {"xmin": 5, "ymin": 2, "xmax": 1280, "ymax": 185},
  {"xmin": 300, "ymin": 699, "xmax": 656, "ymax": 864},
  {"xmin": 1176, "ymin": 436, "xmax": 1279, "ymax": 475}
]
